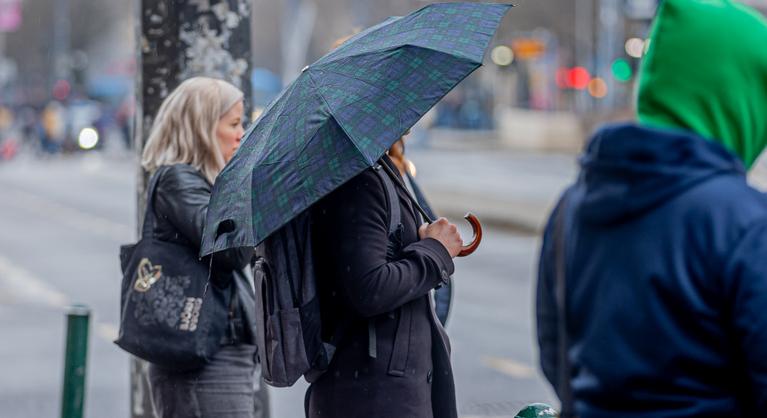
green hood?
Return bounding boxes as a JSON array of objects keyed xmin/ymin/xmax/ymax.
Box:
[{"xmin": 637, "ymin": 0, "xmax": 767, "ymax": 168}]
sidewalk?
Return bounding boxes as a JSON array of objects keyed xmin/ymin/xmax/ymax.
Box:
[{"xmin": 409, "ymin": 146, "xmax": 578, "ymax": 235}]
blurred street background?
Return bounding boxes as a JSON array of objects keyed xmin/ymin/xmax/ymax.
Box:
[{"xmin": 2, "ymin": 0, "xmax": 767, "ymax": 417}]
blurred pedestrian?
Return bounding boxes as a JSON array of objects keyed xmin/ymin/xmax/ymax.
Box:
[
  {"xmin": 537, "ymin": 1, "xmax": 767, "ymax": 417},
  {"xmin": 140, "ymin": 77, "xmax": 268, "ymax": 418},
  {"xmin": 116, "ymin": 95, "xmax": 134, "ymax": 150},
  {"xmin": 39, "ymin": 101, "xmax": 65, "ymax": 154}
]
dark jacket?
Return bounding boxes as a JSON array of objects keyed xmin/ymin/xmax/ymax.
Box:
[
  {"xmin": 153, "ymin": 164, "xmax": 257, "ymax": 346},
  {"xmin": 537, "ymin": 124, "xmax": 767, "ymax": 418},
  {"xmin": 407, "ymin": 172, "xmax": 453, "ymax": 326},
  {"xmin": 308, "ymin": 156, "xmax": 457, "ymax": 418}
]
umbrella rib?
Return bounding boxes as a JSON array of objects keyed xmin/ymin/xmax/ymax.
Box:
[
  {"xmin": 312, "ymin": 50, "xmax": 481, "ymax": 128},
  {"xmin": 311, "ymin": 80, "xmax": 403, "ymax": 119},
  {"xmin": 318, "ymin": 38, "xmax": 482, "ymax": 69},
  {"xmin": 306, "ymin": 70, "xmax": 371, "ymax": 164},
  {"xmin": 316, "ymin": 3, "xmax": 509, "ymax": 66},
  {"xmin": 309, "ymin": 45, "xmax": 482, "ymax": 165},
  {"xmin": 308, "ymin": 71, "xmax": 393, "ymax": 115},
  {"xmin": 311, "ymin": 45, "xmax": 474, "ymax": 115}
]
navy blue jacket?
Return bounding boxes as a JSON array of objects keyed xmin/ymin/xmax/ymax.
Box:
[{"xmin": 537, "ymin": 124, "xmax": 767, "ymax": 417}]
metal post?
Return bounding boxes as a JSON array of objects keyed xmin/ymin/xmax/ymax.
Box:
[
  {"xmin": 574, "ymin": 0, "xmax": 593, "ymax": 113},
  {"xmin": 51, "ymin": 0, "xmax": 71, "ymax": 89},
  {"xmin": 132, "ymin": 1, "xmax": 253, "ymax": 416},
  {"xmin": 60, "ymin": 305, "xmax": 91, "ymax": 418},
  {"xmin": 597, "ymin": 0, "xmax": 624, "ymax": 110}
]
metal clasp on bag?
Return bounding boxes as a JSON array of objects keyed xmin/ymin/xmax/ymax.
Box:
[{"xmin": 133, "ymin": 258, "xmax": 163, "ymax": 292}]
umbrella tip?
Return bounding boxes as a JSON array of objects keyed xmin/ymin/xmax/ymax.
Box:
[{"xmin": 301, "ymin": 65, "xmax": 309, "ymax": 73}]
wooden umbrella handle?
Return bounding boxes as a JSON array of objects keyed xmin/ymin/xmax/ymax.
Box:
[{"xmin": 457, "ymin": 213, "xmax": 482, "ymax": 257}]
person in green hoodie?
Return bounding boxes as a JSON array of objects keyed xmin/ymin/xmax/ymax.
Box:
[
  {"xmin": 638, "ymin": 0, "xmax": 767, "ymax": 168},
  {"xmin": 536, "ymin": 1, "xmax": 767, "ymax": 417}
]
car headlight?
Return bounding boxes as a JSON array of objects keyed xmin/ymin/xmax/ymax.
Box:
[{"xmin": 78, "ymin": 127, "xmax": 99, "ymax": 150}]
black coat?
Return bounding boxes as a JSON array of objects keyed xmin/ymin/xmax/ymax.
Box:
[
  {"xmin": 153, "ymin": 164, "xmax": 257, "ymax": 346},
  {"xmin": 308, "ymin": 156, "xmax": 457, "ymax": 418}
]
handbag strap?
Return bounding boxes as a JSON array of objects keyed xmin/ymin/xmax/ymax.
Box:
[
  {"xmin": 375, "ymin": 163, "xmax": 402, "ymax": 236},
  {"xmin": 555, "ymin": 192, "xmax": 575, "ymax": 417},
  {"xmin": 140, "ymin": 166, "xmax": 168, "ymax": 239}
]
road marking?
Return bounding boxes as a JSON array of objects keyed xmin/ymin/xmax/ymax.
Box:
[
  {"xmin": 1, "ymin": 186, "xmax": 132, "ymax": 242},
  {"xmin": 0, "ymin": 180, "xmax": 127, "ymax": 344},
  {"xmin": 0, "ymin": 254, "xmax": 69, "ymax": 308},
  {"xmin": 0, "ymin": 253, "xmax": 119, "ymax": 343},
  {"xmin": 481, "ymin": 356, "xmax": 537, "ymax": 379}
]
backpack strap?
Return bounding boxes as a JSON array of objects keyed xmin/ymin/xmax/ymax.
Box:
[
  {"xmin": 367, "ymin": 163, "xmax": 403, "ymax": 360},
  {"xmin": 375, "ymin": 163, "xmax": 402, "ymax": 257}
]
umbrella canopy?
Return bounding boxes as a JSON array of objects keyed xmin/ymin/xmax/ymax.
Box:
[{"xmin": 201, "ymin": 2, "xmax": 511, "ymax": 256}]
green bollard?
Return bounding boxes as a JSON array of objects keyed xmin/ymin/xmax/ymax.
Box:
[
  {"xmin": 515, "ymin": 403, "xmax": 559, "ymax": 418},
  {"xmin": 60, "ymin": 304, "xmax": 90, "ymax": 418}
]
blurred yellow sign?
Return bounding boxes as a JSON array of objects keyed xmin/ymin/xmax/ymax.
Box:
[{"xmin": 511, "ymin": 39, "xmax": 546, "ymax": 60}]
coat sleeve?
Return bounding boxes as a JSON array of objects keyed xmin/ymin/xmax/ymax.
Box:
[
  {"xmin": 721, "ymin": 220, "xmax": 767, "ymax": 410},
  {"xmin": 536, "ymin": 199, "xmax": 561, "ymax": 394},
  {"xmin": 320, "ymin": 169, "xmax": 454, "ymax": 318},
  {"xmin": 154, "ymin": 165, "xmax": 252, "ymax": 275}
]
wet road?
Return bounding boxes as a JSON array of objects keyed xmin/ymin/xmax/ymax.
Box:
[{"xmin": 0, "ymin": 153, "xmax": 555, "ymax": 418}]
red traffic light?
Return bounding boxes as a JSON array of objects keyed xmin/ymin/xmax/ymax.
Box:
[
  {"xmin": 556, "ymin": 67, "xmax": 591, "ymax": 90},
  {"xmin": 568, "ymin": 67, "xmax": 591, "ymax": 90}
]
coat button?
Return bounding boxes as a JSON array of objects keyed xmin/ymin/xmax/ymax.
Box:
[
  {"xmin": 427, "ymin": 369, "xmax": 433, "ymax": 383},
  {"xmin": 440, "ymin": 270, "xmax": 449, "ymax": 284}
]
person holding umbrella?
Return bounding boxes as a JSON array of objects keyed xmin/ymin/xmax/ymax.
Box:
[
  {"xmin": 308, "ymin": 37, "xmax": 463, "ymax": 418},
  {"xmin": 331, "ymin": 33, "xmax": 455, "ymax": 327},
  {"xmin": 140, "ymin": 77, "xmax": 268, "ymax": 418},
  {"xmin": 308, "ymin": 147, "xmax": 462, "ymax": 417},
  {"xmin": 199, "ymin": 4, "xmax": 511, "ymax": 417},
  {"xmin": 537, "ymin": 0, "xmax": 767, "ymax": 416}
]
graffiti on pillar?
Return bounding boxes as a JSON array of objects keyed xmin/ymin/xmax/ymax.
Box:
[
  {"xmin": 132, "ymin": 2, "xmax": 252, "ymax": 417},
  {"xmin": 180, "ymin": 0, "xmax": 251, "ymax": 92},
  {"xmin": 139, "ymin": 0, "xmax": 178, "ymax": 131},
  {"xmin": 137, "ymin": 0, "xmax": 252, "ymax": 148}
]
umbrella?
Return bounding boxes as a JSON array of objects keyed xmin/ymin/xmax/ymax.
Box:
[{"xmin": 201, "ymin": 2, "xmax": 512, "ymax": 256}]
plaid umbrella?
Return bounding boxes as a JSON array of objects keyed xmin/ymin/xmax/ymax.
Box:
[{"xmin": 201, "ymin": 2, "xmax": 512, "ymax": 256}]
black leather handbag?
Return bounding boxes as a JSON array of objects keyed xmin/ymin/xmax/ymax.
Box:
[{"xmin": 115, "ymin": 167, "xmax": 230, "ymax": 370}]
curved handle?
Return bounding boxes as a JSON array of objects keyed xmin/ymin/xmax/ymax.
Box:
[{"xmin": 457, "ymin": 213, "xmax": 482, "ymax": 257}]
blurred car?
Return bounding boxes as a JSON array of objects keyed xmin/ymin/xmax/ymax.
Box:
[{"xmin": 64, "ymin": 99, "xmax": 103, "ymax": 152}]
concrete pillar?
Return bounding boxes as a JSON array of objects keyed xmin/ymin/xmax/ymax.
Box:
[{"xmin": 131, "ymin": 1, "xmax": 252, "ymax": 416}]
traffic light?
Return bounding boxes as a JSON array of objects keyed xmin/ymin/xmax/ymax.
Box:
[
  {"xmin": 588, "ymin": 78, "xmax": 608, "ymax": 98},
  {"xmin": 568, "ymin": 67, "xmax": 591, "ymax": 90},
  {"xmin": 611, "ymin": 58, "xmax": 633, "ymax": 82},
  {"xmin": 511, "ymin": 38, "xmax": 546, "ymax": 60},
  {"xmin": 556, "ymin": 67, "xmax": 591, "ymax": 90}
]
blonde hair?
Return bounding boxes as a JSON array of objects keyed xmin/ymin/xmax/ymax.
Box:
[{"xmin": 141, "ymin": 77, "xmax": 244, "ymax": 184}]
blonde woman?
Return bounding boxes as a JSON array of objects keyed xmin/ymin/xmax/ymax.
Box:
[{"xmin": 141, "ymin": 77, "xmax": 267, "ymax": 418}]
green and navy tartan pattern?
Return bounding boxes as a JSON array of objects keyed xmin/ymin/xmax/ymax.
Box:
[{"xmin": 201, "ymin": 2, "xmax": 511, "ymax": 255}]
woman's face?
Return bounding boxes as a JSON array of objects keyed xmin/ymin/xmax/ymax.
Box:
[{"xmin": 216, "ymin": 100, "xmax": 245, "ymax": 163}]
